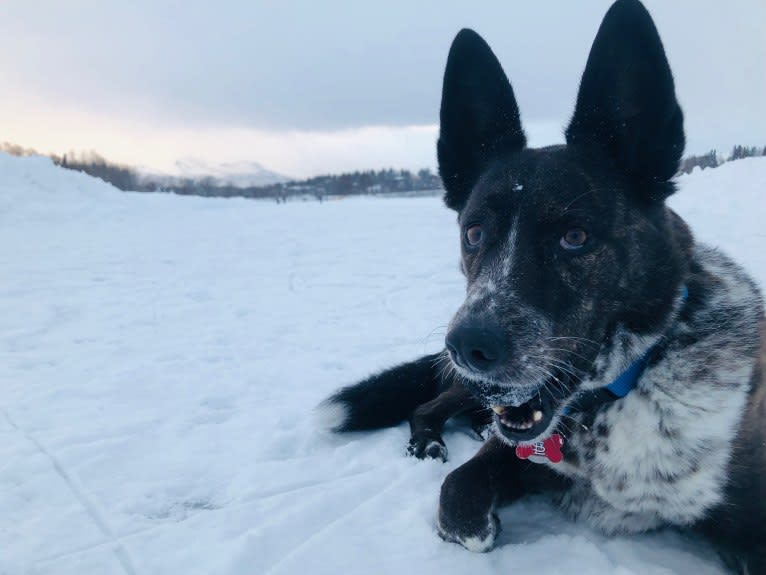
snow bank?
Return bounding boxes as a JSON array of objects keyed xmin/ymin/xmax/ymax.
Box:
[{"xmin": 1, "ymin": 152, "xmax": 764, "ymax": 574}]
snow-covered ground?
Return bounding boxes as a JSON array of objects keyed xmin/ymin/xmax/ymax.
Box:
[{"xmin": 1, "ymin": 153, "xmax": 764, "ymax": 575}]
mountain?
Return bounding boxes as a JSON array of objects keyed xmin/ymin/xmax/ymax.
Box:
[{"xmin": 148, "ymin": 157, "xmax": 290, "ymax": 188}]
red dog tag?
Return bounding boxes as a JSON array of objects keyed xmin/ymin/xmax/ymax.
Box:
[{"xmin": 515, "ymin": 434, "xmax": 564, "ymax": 464}]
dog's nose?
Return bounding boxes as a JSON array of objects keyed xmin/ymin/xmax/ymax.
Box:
[{"xmin": 445, "ymin": 323, "xmax": 507, "ymax": 373}]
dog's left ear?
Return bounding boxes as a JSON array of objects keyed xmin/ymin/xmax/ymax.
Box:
[
  {"xmin": 566, "ymin": 0, "xmax": 684, "ymax": 201},
  {"xmin": 438, "ymin": 29, "xmax": 526, "ymax": 212}
]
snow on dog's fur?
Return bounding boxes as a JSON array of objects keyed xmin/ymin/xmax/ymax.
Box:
[{"xmin": 320, "ymin": 1, "xmax": 765, "ymax": 572}]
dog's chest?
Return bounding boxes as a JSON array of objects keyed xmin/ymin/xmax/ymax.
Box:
[{"xmin": 551, "ymin": 380, "xmax": 746, "ymax": 535}]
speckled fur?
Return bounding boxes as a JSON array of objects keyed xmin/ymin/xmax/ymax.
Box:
[{"xmin": 552, "ymin": 246, "xmax": 763, "ymax": 534}]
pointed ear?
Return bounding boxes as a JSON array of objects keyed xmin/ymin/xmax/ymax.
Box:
[
  {"xmin": 566, "ymin": 0, "xmax": 684, "ymax": 201},
  {"xmin": 438, "ymin": 29, "xmax": 526, "ymax": 212}
]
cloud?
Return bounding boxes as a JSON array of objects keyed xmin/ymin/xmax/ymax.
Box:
[
  {"xmin": 0, "ymin": 0, "xmax": 763, "ymax": 175},
  {"xmin": 0, "ymin": 91, "xmax": 564, "ymax": 179}
]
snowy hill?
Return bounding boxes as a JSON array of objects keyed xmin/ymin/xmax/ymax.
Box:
[{"xmin": 1, "ymin": 152, "xmax": 764, "ymax": 574}]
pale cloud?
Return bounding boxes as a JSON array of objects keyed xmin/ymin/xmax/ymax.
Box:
[{"xmin": 0, "ymin": 94, "xmax": 564, "ymax": 179}]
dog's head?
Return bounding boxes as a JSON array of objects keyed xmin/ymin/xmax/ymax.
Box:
[{"xmin": 440, "ymin": 0, "xmax": 693, "ymax": 444}]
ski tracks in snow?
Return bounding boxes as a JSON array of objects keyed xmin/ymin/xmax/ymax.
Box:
[{"xmin": 0, "ymin": 408, "xmax": 138, "ymax": 575}]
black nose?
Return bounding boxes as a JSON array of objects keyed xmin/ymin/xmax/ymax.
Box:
[{"xmin": 445, "ymin": 323, "xmax": 507, "ymax": 373}]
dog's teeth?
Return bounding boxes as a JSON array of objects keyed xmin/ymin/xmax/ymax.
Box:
[
  {"xmin": 491, "ymin": 406, "xmax": 506, "ymax": 415},
  {"xmin": 533, "ymin": 410, "xmax": 543, "ymax": 422},
  {"xmin": 502, "ymin": 419, "xmax": 534, "ymax": 431}
]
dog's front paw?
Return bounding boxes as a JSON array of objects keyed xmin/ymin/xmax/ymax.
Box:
[
  {"xmin": 407, "ymin": 431, "xmax": 448, "ymax": 461},
  {"xmin": 437, "ymin": 508, "xmax": 499, "ymax": 552},
  {"xmin": 437, "ymin": 467, "xmax": 500, "ymax": 552}
]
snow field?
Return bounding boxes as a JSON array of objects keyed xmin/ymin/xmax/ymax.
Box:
[{"xmin": 1, "ymin": 153, "xmax": 764, "ymax": 574}]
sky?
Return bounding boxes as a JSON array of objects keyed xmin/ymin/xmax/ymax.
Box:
[{"xmin": 0, "ymin": 0, "xmax": 763, "ymax": 179}]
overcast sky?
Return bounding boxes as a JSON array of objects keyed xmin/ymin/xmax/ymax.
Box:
[{"xmin": 0, "ymin": 0, "xmax": 763, "ymax": 178}]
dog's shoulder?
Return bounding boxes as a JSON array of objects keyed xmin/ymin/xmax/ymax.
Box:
[
  {"xmin": 684, "ymin": 244, "xmax": 763, "ymax": 350},
  {"xmin": 557, "ymin": 244, "xmax": 764, "ymax": 534},
  {"xmin": 667, "ymin": 244, "xmax": 763, "ymax": 392}
]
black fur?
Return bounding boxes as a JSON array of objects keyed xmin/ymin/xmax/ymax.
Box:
[
  {"xmin": 437, "ymin": 28, "xmax": 526, "ymax": 212},
  {"xmin": 320, "ymin": 354, "xmax": 488, "ymax": 460},
  {"xmin": 322, "ymin": 353, "xmax": 446, "ymax": 432},
  {"xmin": 566, "ymin": 0, "xmax": 685, "ymax": 201},
  {"xmin": 700, "ymin": 344, "xmax": 766, "ymax": 573},
  {"xmin": 320, "ymin": 1, "xmax": 764, "ymax": 571}
]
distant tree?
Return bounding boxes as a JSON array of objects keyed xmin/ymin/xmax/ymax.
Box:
[
  {"xmin": 679, "ymin": 150, "xmax": 718, "ymax": 174},
  {"xmin": 1, "ymin": 141, "xmax": 40, "ymax": 157},
  {"xmin": 0, "ymin": 141, "xmax": 437, "ymax": 202},
  {"xmin": 729, "ymin": 145, "xmax": 761, "ymax": 162}
]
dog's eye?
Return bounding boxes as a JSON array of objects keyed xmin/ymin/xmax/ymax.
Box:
[
  {"xmin": 560, "ymin": 227, "xmax": 588, "ymax": 250},
  {"xmin": 464, "ymin": 224, "xmax": 484, "ymax": 247}
]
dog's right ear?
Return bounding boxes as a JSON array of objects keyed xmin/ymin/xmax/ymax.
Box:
[{"xmin": 438, "ymin": 29, "xmax": 526, "ymax": 212}]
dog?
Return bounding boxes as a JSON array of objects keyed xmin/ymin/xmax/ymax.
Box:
[{"xmin": 318, "ymin": 0, "xmax": 765, "ymax": 571}]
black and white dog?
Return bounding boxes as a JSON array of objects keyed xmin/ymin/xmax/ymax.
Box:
[{"xmin": 319, "ymin": 0, "xmax": 765, "ymax": 571}]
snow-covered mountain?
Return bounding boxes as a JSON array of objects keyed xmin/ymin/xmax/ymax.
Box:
[
  {"xmin": 1, "ymin": 151, "xmax": 764, "ymax": 574},
  {"xmin": 142, "ymin": 157, "xmax": 290, "ymax": 188}
]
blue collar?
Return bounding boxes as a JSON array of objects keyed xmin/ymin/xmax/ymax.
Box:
[{"xmin": 562, "ymin": 285, "xmax": 689, "ymax": 416}]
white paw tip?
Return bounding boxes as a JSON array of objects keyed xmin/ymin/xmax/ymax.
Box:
[
  {"xmin": 424, "ymin": 441, "xmax": 448, "ymax": 460},
  {"xmin": 437, "ymin": 512, "xmax": 498, "ymax": 553},
  {"xmin": 460, "ymin": 533, "xmax": 496, "ymax": 553}
]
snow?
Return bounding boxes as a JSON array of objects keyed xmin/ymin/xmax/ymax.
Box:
[{"xmin": 1, "ymin": 153, "xmax": 764, "ymax": 575}]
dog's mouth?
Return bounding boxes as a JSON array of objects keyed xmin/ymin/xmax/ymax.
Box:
[
  {"xmin": 453, "ymin": 359, "xmax": 577, "ymax": 444},
  {"xmin": 491, "ymin": 390, "xmax": 559, "ymax": 444}
]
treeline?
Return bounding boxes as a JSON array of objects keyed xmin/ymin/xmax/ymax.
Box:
[
  {"xmin": 2, "ymin": 141, "xmax": 765, "ymax": 202},
  {"xmin": 678, "ymin": 145, "xmax": 766, "ymax": 174},
  {"xmin": 57, "ymin": 150, "xmax": 143, "ymax": 192},
  {"xmin": 169, "ymin": 168, "xmax": 444, "ymax": 202},
  {"xmin": 0, "ymin": 143, "xmax": 442, "ymax": 201}
]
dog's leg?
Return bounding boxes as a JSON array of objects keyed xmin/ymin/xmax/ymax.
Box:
[
  {"xmin": 468, "ymin": 409, "xmax": 494, "ymax": 440},
  {"xmin": 698, "ymin": 376, "xmax": 766, "ymax": 574},
  {"xmin": 742, "ymin": 547, "xmax": 765, "ymax": 574},
  {"xmin": 437, "ymin": 435, "xmax": 568, "ymax": 552},
  {"xmin": 714, "ymin": 468, "xmax": 766, "ymax": 574},
  {"xmin": 699, "ymin": 473, "xmax": 766, "ymax": 574},
  {"xmin": 407, "ymin": 381, "xmax": 486, "ymax": 461}
]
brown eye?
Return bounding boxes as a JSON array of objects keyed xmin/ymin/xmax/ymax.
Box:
[
  {"xmin": 560, "ymin": 227, "xmax": 588, "ymax": 250},
  {"xmin": 465, "ymin": 224, "xmax": 484, "ymax": 247}
]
